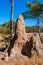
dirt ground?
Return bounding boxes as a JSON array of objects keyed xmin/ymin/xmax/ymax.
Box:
[
  {"xmin": 0, "ymin": 33, "xmax": 43, "ymax": 65},
  {"xmin": 0, "ymin": 54, "xmax": 43, "ymax": 65}
]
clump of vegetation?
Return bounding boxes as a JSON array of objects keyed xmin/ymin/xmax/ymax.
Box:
[
  {"xmin": 0, "ymin": 21, "xmax": 16, "ymax": 34},
  {"xmin": 26, "ymin": 26, "xmax": 43, "ymax": 33}
]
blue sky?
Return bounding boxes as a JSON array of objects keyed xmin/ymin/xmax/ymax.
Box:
[{"xmin": 0, "ymin": 0, "xmax": 43, "ymax": 26}]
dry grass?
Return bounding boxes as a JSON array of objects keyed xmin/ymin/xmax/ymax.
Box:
[{"xmin": 0, "ymin": 34, "xmax": 10, "ymax": 49}]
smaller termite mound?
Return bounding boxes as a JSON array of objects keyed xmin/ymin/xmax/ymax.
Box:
[{"xmin": 21, "ymin": 33, "xmax": 43, "ymax": 58}]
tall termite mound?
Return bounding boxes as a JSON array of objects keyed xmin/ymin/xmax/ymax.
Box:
[
  {"xmin": 14, "ymin": 15, "xmax": 27, "ymax": 48},
  {"xmin": 8, "ymin": 15, "xmax": 27, "ymax": 56}
]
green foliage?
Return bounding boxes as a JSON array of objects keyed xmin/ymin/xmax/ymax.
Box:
[
  {"xmin": 0, "ymin": 21, "xmax": 16, "ymax": 34},
  {"xmin": 22, "ymin": 0, "xmax": 43, "ymax": 18},
  {"xmin": 2, "ymin": 21, "xmax": 16, "ymax": 28},
  {"xmin": 22, "ymin": 0, "xmax": 43, "ymax": 33},
  {"xmin": 26, "ymin": 26, "xmax": 43, "ymax": 33}
]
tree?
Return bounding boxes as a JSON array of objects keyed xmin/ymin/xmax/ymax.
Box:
[
  {"xmin": 22, "ymin": 0, "xmax": 43, "ymax": 33},
  {"xmin": 7, "ymin": 0, "xmax": 14, "ymax": 56},
  {"xmin": 10, "ymin": 0, "xmax": 14, "ymax": 37}
]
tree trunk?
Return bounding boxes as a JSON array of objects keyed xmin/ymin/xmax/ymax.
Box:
[
  {"xmin": 10, "ymin": 0, "xmax": 14, "ymax": 37},
  {"xmin": 7, "ymin": 0, "xmax": 14, "ymax": 56}
]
